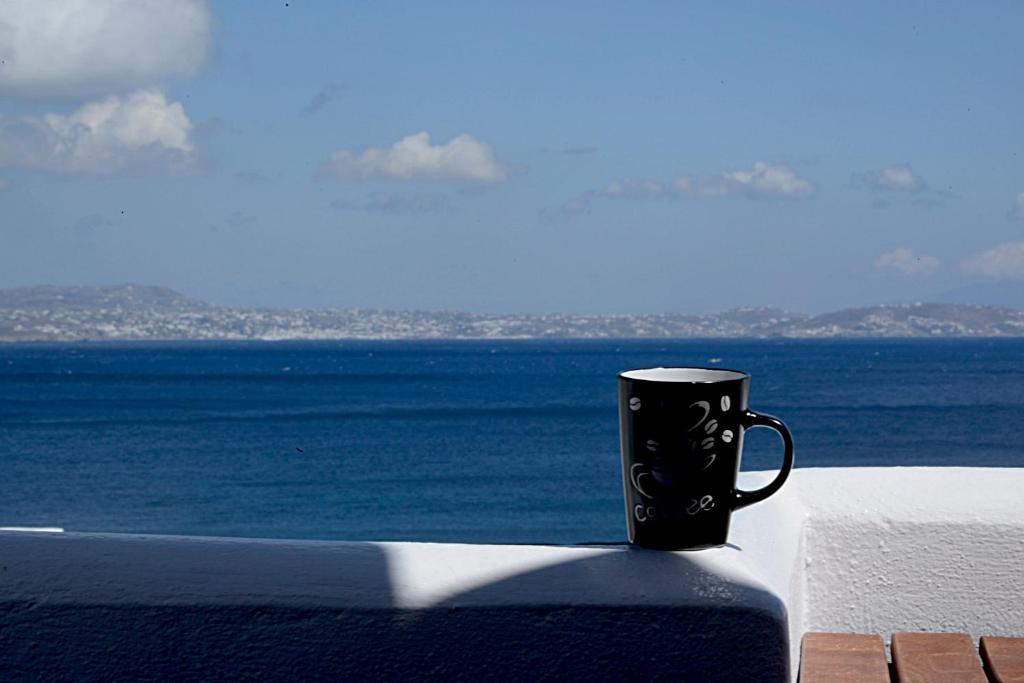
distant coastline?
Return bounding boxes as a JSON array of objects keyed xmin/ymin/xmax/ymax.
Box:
[{"xmin": 2, "ymin": 284, "xmax": 1024, "ymax": 341}]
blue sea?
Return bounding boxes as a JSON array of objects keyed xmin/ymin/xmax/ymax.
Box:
[{"xmin": 2, "ymin": 339, "xmax": 1022, "ymax": 544}]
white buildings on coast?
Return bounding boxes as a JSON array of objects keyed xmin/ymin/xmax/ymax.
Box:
[{"xmin": 2, "ymin": 284, "xmax": 1024, "ymax": 341}]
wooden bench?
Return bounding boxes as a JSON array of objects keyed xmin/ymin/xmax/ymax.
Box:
[{"xmin": 800, "ymin": 632, "xmax": 1024, "ymax": 682}]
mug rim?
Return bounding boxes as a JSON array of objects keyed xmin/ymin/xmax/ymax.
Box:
[{"xmin": 619, "ymin": 366, "xmax": 749, "ymax": 383}]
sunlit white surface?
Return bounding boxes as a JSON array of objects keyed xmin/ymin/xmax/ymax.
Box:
[{"xmin": 2, "ymin": 467, "xmax": 1023, "ymax": 682}]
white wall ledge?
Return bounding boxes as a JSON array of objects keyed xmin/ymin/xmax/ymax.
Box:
[{"xmin": 2, "ymin": 467, "xmax": 1023, "ymax": 682}]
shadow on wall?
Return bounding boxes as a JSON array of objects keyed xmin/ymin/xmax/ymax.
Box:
[
  {"xmin": 0, "ymin": 539, "xmax": 787, "ymax": 682},
  {"xmin": 419, "ymin": 548, "xmax": 789, "ymax": 682}
]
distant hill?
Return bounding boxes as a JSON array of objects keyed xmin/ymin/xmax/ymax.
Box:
[
  {"xmin": 798, "ymin": 302, "xmax": 1024, "ymax": 337},
  {"xmin": 0, "ymin": 284, "xmax": 1022, "ymax": 341}
]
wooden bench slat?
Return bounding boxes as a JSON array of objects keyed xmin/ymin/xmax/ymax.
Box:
[
  {"xmin": 981, "ymin": 636, "xmax": 1024, "ymax": 683},
  {"xmin": 891, "ymin": 632, "xmax": 987, "ymax": 683},
  {"xmin": 800, "ymin": 632, "xmax": 891, "ymax": 683}
]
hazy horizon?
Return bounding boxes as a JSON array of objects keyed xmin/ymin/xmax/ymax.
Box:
[
  {"xmin": 2, "ymin": 3, "xmax": 1023, "ymax": 314},
  {"xmin": 4, "ymin": 280, "xmax": 1024, "ymax": 317}
]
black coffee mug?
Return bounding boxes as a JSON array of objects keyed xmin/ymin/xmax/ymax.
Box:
[{"xmin": 618, "ymin": 367, "xmax": 794, "ymax": 550}]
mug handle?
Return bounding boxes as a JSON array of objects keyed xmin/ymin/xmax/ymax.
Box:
[{"xmin": 731, "ymin": 410, "xmax": 795, "ymax": 511}]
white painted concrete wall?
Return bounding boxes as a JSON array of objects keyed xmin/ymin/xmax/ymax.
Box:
[
  {"xmin": 1, "ymin": 467, "xmax": 1022, "ymax": 681},
  {"xmin": 798, "ymin": 468, "xmax": 1024, "ymax": 639}
]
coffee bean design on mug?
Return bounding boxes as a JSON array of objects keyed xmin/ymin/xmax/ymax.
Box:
[
  {"xmin": 686, "ymin": 494, "xmax": 715, "ymax": 516},
  {"xmin": 624, "ymin": 387, "xmax": 751, "ymax": 529},
  {"xmin": 683, "ymin": 395, "xmax": 731, "ymax": 516},
  {"xmin": 624, "ymin": 389, "xmax": 745, "ymax": 527},
  {"xmin": 624, "ymin": 392, "xmax": 738, "ymax": 518},
  {"xmin": 629, "ymin": 463, "xmax": 654, "ymax": 499},
  {"xmin": 687, "ymin": 401, "xmax": 711, "ymax": 430}
]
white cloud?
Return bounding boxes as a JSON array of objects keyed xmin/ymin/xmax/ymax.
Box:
[
  {"xmin": 0, "ymin": 90, "xmax": 195, "ymax": 174},
  {"xmin": 563, "ymin": 161, "xmax": 814, "ymax": 211},
  {"xmin": 1011, "ymin": 192, "xmax": 1024, "ymax": 220},
  {"xmin": 874, "ymin": 248, "xmax": 940, "ymax": 275},
  {"xmin": 962, "ymin": 242, "xmax": 1024, "ymax": 280},
  {"xmin": 678, "ymin": 161, "xmax": 815, "ymax": 199},
  {"xmin": 0, "ymin": 0, "xmax": 211, "ymax": 99},
  {"xmin": 861, "ymin": 164, "xmax": 925, "ymax": 192},
  {"xmin": 323, "ymin": 132, "xmax": 509, "ymax": 182}
]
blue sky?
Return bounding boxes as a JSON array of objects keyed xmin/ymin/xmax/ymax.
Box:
[{"xmin": 1, "ymin": 1, "xmax": 1023, "ymax": 313}]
